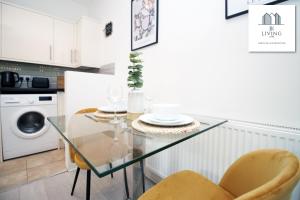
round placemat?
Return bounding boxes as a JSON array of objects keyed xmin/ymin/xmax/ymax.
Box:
[
  {"xmin": 131, "ymin": 119, "xmax": 201, "ymax": 135},
  {"xmin": 93, "ymin": 111, "xmax": 127, "ymax": 119}
]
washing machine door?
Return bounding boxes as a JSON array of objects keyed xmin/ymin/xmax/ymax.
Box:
[{"xmin": 11, "ymin": 107, "xmax": 50, "ymax": 139}]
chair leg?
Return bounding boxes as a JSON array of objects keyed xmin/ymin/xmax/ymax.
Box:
[
  {"xmin": 123, "ymin": 168, "xmax": 130, "ymax": 199},
  {"xmin": 86, "ymin": 170, "xmax": 91, "ymax": 200},
  {"xmin": 140, "ymin": 160, "xmax": 145, "ymax": 193},
  {"xmin": 109, "ymin": 162, "xmax": 114, "ymax": 178},
  {"xmin": 71, "ymin": 167, "xmax": 80, "ymax": 196}
]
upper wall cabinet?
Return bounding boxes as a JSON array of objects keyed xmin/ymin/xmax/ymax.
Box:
[
  {"xmin": 2, "ymin": 4, "xmax": 54, "ymax": 64},
  {"xmin": 76, "ymin": 17, "xmax": 102, "ymax": 68},
  {"xmin": 0, "ymin": 3, "xmax": 102, "ymax": 68},
  {"xmin": 54, "ymin": 20, "xmax": 76, "ymax": 67}
]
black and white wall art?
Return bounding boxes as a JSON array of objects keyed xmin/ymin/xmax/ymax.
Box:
[
  {"xmin": 225, "ymin": 0, "xmax": 288, "ymax": 19},
  {"xmin": 248, "ymin": 5, "xmax": 295, "ymax": 52},
  {"xmin": 131, "ymin": 0, "xmax": 158, "ymax": 51}
]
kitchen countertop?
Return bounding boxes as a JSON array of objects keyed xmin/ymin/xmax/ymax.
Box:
[{"xmin": 0, "ymin": 87, "xmax": 64, "ymax": 94}]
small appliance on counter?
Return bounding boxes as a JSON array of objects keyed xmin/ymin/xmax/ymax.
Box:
[
  {"xmin": 32, "ymin": 77, "xmax": 49, "ymax": 88},
  {"xmin": 0, "ymin": 74, "xmax": 58, "ymax": 94},
  {"xmin": 1, "ymin": 71, "xmax": 20, "ymax": 87}
]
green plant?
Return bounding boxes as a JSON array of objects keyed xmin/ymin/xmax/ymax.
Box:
[{"xmin": 128, "ymin": 52, "xmax": 143, "ymax": 89}]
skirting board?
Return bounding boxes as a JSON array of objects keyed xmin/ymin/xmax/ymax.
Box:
[{"xmin": 145, "ymin": 165, "xmax": 163, "ymax": 184}]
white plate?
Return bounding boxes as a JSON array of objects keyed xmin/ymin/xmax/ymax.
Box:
[
  {"xmin": 139, "ymin": 114, "xmax": 194, "ymax": 127},
  {"xmin": 98, "ymin": 104, "xmax": 127, "ymax": 113},
  {"xmin": 152, "ymin": 114, "xmax": 181, "ymax": 122}
]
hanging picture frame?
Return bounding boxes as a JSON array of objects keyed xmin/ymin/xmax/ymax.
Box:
[
  {"xmin": 248, "ymin": 5, "xmax": 295, "ymax": 52},
  {"xmin": 225, "ymin": 0, "xmax": 288, "ymax": 19},
  {"xmin": 131, "ymin": 0, "xmax": 159, "ymax": 51}
]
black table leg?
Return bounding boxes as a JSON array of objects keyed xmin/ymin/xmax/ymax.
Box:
[
  {"xmin": 86, "ymin": 170, "xmax": 91, "ymax": 200},
  {"xmin": 123, "ymin": 167, "xmax": 130, "ymax": 199},
  {"xmin": 132, "ymin": 160, "xmax": 146, "ymax": 199},
  {"xmin": 109, "ymin": 162, "xmax": 114, "ymax": 178},
  {"xmin": 140, "ymin": 160, "xmax": 145, "ymax": 193},
  {"xmin": 71, "ymin": 167, "xmax": 80, "ymax": 195}
]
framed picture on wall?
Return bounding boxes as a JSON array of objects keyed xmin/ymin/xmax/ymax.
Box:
[
  {"xmin": 225, "ymin": 0, "xmax": 288, "ymax": 19},
  {"xmin": 131, "ymin": 0, "xmax": 159, "ymax": 51}
]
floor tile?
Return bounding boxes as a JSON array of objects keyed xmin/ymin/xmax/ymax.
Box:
[
  {"xmin": 26, "ymin": 149, "xmax": 65, "ymax": 169},
  {"xmin": 43, "ymin": 172, "xmax": 75, "ymax": 200},
  {"xmin": 0, "ymin": 171, "xmax": 27, "ymax": 192},
  {"xmin": 0, "ymin": 187, "xmax": 19, "ymax": 200},
  {"xmin": 0, "ymin": 158, "xmax": 26, "ymax": 177},
  {"xmin": 19, "ymin": 180, "xmax": 48, "ymax": 200},
  {"xmin": 27, "ymin": 160, "xmax": 66, "ymax": 182},
  {"xmin": 0, "ymin": 166, "xmax": 155, "ymax": 200}
]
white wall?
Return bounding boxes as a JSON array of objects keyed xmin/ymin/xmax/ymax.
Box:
[
  {"xmin": 3, "ymin": 0, "xmax": 89, "ymax": 21},
  {"xmin": 88, "ymin": 0, "xmax": 300, "ymax": 129}
]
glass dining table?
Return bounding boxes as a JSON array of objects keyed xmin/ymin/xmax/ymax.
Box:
[{"xmin": 48, "ymin": 114, "xmax": 227, "ymax": 200}]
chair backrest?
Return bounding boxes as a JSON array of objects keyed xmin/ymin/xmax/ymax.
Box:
[
  {"xmin": 69, "ymin": 108, "xmax": 98, "ymax": 163},
  {"xmin": 219, "ymin": 149, "xmax": 300, "ymax": 200}
]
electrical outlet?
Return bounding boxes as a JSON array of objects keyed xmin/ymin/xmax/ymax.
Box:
[{"xmin": 21, "ymin": 76, "xmax": 31, "ymax": 81}]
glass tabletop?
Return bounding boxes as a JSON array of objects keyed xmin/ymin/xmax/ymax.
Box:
[{"xmin": 48, "ymin": 114, "xmax": 227, "ymax": 178}]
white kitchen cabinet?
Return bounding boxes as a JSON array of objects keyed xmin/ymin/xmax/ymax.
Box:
[
  {"xmin": 0, "ymin": 3, "xmax": 102, "ymax": 68},
  {"xmin": 54, "ymin": 20, "xmax": 76, "ymax": 67},
  {"xmin": 0, "ymin": 3, "xmax": 2, "ymax": 57},
  {"xmin": 2, "ymin": 4, "xmax": 53, "ymax": 64},
  {"xmin": 76, "ymin": 16, "xmax": 102, "ymax": 68}
]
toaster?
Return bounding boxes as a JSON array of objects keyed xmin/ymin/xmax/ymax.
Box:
[{"xmin": 32, "ymin": 77, "xmax": 49, "ymax": 88}]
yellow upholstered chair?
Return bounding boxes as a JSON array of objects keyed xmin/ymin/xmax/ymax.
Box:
[
  {"xmin": 139, "ymin": 149, "xmax": 300, "ymax": 200},
  {"xmin": 69, "ymin": 108, "xmax": 130, "ymax": 200}
]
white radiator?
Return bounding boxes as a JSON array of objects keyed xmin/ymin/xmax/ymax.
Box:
[{"xmin": 145, "ymin": 119, "xmax": 300, "ymax": 200}]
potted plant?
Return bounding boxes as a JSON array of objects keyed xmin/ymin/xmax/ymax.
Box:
[{"xmin": 127, "ymin": 52, "xmax": 144, "ymax": 119}]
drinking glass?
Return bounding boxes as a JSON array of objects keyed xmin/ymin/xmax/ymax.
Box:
[
  {"xmin": 145, "ymin": 96, "xmax": 154, "ymax": 113},
  {"xmin": 107, "ymin": 83, "xmax": 123, "ymax": 124}
]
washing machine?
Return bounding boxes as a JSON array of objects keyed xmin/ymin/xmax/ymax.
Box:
[{"xmin": 1, "ymin": 94, "xmax": 58, "ymax": 160}]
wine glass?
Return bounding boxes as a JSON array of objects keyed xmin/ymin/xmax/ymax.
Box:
[
  {"xmin": 107, "ymin": 83, "xmax": 123, "ymax": 124},
  {"xmin": 145, "ymin": 96, "xmax": 154, "ymax": 113}
]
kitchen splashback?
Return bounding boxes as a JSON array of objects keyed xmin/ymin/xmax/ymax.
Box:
[
  {"xmin": 0, "ymin": 61, "xmax": 114, "ymax": 77},
  {"xmin": 0, "ymin": 61, "xmax": 65, "ymax": 77}
]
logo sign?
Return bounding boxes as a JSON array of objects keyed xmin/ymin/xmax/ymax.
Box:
[{"xmin": 249, "ymin": 5, "xmax": 295, "ymax": 52}]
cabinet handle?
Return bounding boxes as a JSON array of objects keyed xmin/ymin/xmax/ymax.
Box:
[
  {"xmin": 71, "ymin": 50, "xmax": 73, "ymax": 64},
  {"xmin": 5, "ymin": 101, "xmax": 20, "ymax": 104},
  {"xmin": 49, "ymin": 45, "xmax": 52, "ymax": 61},
  {"xmin": 73, "ymin": 50, "xmax": 77, "ymax": 63}
]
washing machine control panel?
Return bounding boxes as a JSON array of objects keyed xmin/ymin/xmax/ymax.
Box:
[{"xmin": 1, "ymin": 94, "xmax": 57, "ymax": 107}]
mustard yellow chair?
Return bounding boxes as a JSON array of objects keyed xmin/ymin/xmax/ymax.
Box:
[
  {"xmin": 139, "ymin": 149, "xmax": 300, "ymax": 200},
  {"xmin": 70, "ymin": 108, "xmax": 130, "ymax": 200}
]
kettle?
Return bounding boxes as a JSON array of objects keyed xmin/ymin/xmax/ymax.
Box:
[{"xmin": 1, "ymin": 71, "xmax": 20, "ymax": 87}]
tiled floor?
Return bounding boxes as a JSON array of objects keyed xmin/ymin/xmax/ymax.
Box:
[
  {"xmin": 0, "ymin": 166, "xmax": 154, "ymax": 200},
  {"xmin": 0, "ymin": 149, "xmax": 66, "ymax": 192}
]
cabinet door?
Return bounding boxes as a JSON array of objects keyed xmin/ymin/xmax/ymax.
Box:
[
  {"xmin": 0, "ymin": 3, "xmax": 2, "ymax": 57},
  {"xmin": 77, "ymin": 17, "xmax": 102, "ymax": 68},
  {"xmin": 2, "ymin": 4, "xmax": 53, "ymax": 64},
  {"xmin": 54, "ymin": 20, "xmax": 75, "ymax": 67}
]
